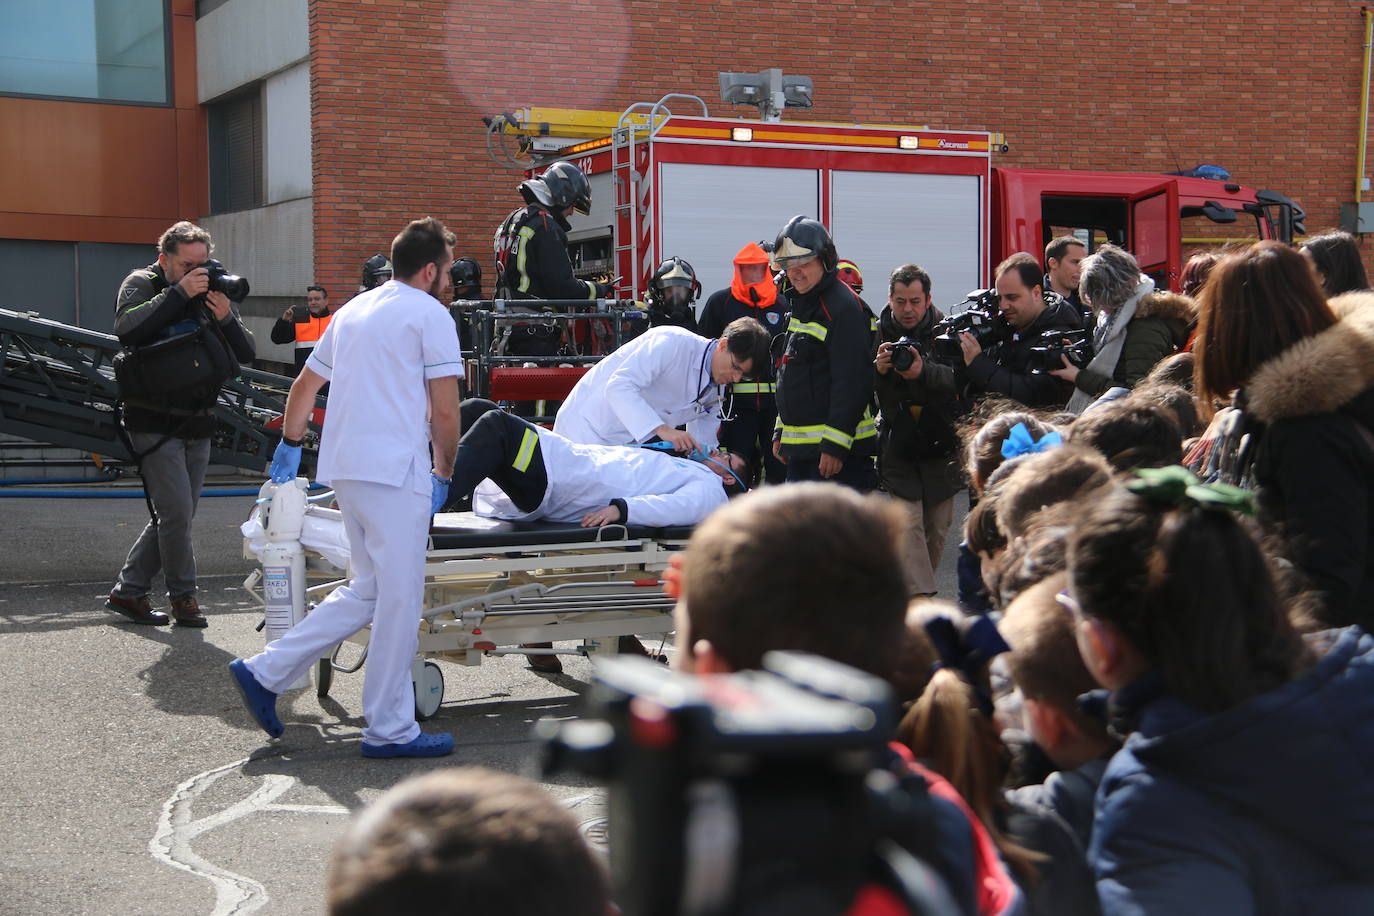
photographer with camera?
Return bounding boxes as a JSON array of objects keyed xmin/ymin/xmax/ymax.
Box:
[
  {"xmin": 104, "ymin": 221, "xmax": 256, "ymax": 627},
  {"xmin": 874, "ymin": 265, "xmax": 965, "ymax": 598},
  {"xmin": 959, "ymin": 253, "xmax": 1084, "ymax": 409},
  {"xmin": 270, "ymin": 284, "xmax": 334, "ymax": 376}
]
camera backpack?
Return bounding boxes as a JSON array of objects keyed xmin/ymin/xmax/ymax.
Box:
[{"xmin": 113, "ymin": 312, "xmax": 239, "ymax": 404}]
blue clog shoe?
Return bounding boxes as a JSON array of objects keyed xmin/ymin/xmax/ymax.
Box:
[
  {"xmin": 360, "ymin": 731, "xmax": 454, "ymax": 758},
  {"xmin": 228, "ymin": 659, "xmax": 284, "ymax": 739}
]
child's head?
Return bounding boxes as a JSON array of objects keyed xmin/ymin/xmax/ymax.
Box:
[
  {"xmin": 1128, "ymin": 381, "xmax": 1201, "ymax": 439},
  {"xmin": 328, "ymin": 767, "xmax": 610, "ymax": 916},
  {"xmin": 1067, "ymin": 400, "xmax": 1183, "ymax": 471},
  {"xmin": 1066, "ymin": 471, "xmax": 1307, "ymax": 713},
  {"xmin": 964, "ymin": 409, "xmax": 1058, "ymax": 494},
  {"xmin": 676, "ymin": 483, "xmax": 909, "ymax": 680},
  {"xmin": 984, "ymin": 508, "xmax": 1073, "ymax": 609},
  {"xmin": 994, "ymin": 445, "xmax": 1113, "ymax": 539},
  {"xmin": 999, "ymin": 575, "xmax": 1114, "ymax": 769}
]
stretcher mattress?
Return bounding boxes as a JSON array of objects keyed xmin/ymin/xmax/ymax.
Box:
[{"xmin": 428, "ymin": 510, "xmax": 695, "ymax": 549}]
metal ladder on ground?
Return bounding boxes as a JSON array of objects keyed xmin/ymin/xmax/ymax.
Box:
[{"xmin": 609, "ymin": 94, "xmax": 708, "ymax": 303}]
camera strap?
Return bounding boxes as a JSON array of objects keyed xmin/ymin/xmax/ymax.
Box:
[{"xmin": 113, "ymin": 400, "xmax": 196, "ymax": 525}]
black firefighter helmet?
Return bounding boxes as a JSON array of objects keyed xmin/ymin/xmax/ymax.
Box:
[
  {"xmin": 360, "ymin": 253, "xmax": 393, "ymax": 291},
  {"xmin": 450, "ymin": 257, "xmax": 482, "ymax": 298},
  {"xmin": 519, "ymin": 161, "xmax": 592, "ymax": 215},
  {"xmin": 771, "ymin": 215, "xmax": 838, "ymax": 273},
  {"xmin": 649, "ymin": 256, "xmax": 702, "ymax": 311}
]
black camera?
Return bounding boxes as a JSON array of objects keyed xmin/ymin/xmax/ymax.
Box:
[
  {"xmin": 541, "ymin": 652, "xmax": 958, "ymax": 916},
  {"xmin": 1025, "ymin": 327, "xmax": 1094, "ymax": 374},
  {"xmin": 931, "ymin": 289, "xmax": 1007, "ymax": 362},
  {"xmin": 889, "ymin": 335, "xmax": 925, "ymax": 373},
  {"xmin": 199, "ymin": 259, "xmax": 250, "ymax": 301}
]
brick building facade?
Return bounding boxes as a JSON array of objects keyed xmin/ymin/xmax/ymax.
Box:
[{"xmin": 307, "ymin": 0, "xmax": 1374, "ymax": 298}]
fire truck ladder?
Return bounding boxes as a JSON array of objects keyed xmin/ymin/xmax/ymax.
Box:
[
  {"xmin": 0, "ymin": 307, "xmax": 300, "ymax": 474},
  {"xmin": 610, "ymin": 94, "xmax": 708, "ymax": 303}
]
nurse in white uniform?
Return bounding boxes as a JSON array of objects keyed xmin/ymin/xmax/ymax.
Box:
[
  {"xmin": 553, "ymin": 318, "xmax": 771, "ymax": 457},
  {"xmin": 229, "ymin": 218, "xmax": 463, "ymax": 759}
]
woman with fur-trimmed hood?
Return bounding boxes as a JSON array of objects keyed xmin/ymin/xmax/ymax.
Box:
[
  {"xmin": 1053, "ymin": 244, "xmax": 1195, "ymax": 414},
  {"xmin": 1196, "ymin": 241, "xmax": 1374, "ymax": 630}
]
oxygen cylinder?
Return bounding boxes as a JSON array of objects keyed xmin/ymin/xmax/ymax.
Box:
[{"xmin": 260, "ymin": 478, "xmax": 309, "ymax": 690}]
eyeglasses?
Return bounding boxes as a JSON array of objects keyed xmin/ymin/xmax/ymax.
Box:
[
  {"xmin": 1055, "ymin": 588, "xmax": 1087, "ymax": 622},
  {"xmin": 727, "ymin": 354, "xmax": 747, "ymax": 375}
]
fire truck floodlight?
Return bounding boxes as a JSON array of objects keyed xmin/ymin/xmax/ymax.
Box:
[
  {"xmin": 732, "ymin": 127, "xmax": 754, "ymax": 142},
  {"xmin": 898, "ymin": 135, "xmax": 920, "ymax": 150}
]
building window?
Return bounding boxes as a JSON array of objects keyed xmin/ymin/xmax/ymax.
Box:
[
  {"xmin": 208, "ymin": 88, "xmax": 264, "ymax": 213},
  {"xmin": 0, "ymin": 0, "xmax": 170, "ymax": 105}
]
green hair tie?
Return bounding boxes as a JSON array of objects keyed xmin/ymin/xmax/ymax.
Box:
[{"xmin": 1126, "ymin": 465, "xmax": 1255, "ymax": 516}]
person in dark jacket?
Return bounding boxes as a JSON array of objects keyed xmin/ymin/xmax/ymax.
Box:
[
  {"xmin": 493, "ymin": 161, "xmax": 609, "ymax": 302},
  {"xmin": 961, "ymin": 253, "xmax": 1083, "ymax": 409},
  {"xmin": 1196, "ymin": 242, "xmax": 1374, "ymax": 630},
  {"xmin": 270, "ymin": 284, "xmax": 334, "ymax": 375},
  {"xmin": 1067, "ymin": 468, "xmax": 1374, "ymax": 915},
  {"xmin": 699, "ymin": 241, "xmax": 787, "ymax": 485},
  {"xmin": 770, "ymin": 216, "xmax": 877, "ymax": 490},
  {"xmin": 105, "ymin": 221, "xmax": 256, "ymax": 628},
  {"xmin": 874, "ymin": 264, "xmax": 964, "ymax": 596},
  {"xmin": 1053, "ymin": 245, "xmax": 1194, "ymax": 414}
]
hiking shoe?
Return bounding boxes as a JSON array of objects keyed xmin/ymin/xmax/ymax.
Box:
[
  {"xmin": 170, "ymin": 596, "xmax": 208, "ymax": 628},
  {"xmin": 360, "ymin": 732, "xmax": 455, "ymax": 758},
  {"xmin": 105, "ymin": 592, "xmax": 169, "ymax": 626},
  {"xmin": 228, "ymin": 659, "xmax": 284, "ymax": 739}
]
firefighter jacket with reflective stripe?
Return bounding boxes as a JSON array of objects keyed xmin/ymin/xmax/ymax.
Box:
[
  {"xmin": 774, "ymin": 272, "xmax": 877, "ymax": 460},
  {"xmin": 493, "ymin": 204, "xmax": 602, "ymax": 301}
]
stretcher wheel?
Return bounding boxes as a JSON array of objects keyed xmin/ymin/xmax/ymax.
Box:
[
  {"xmin": 413, "ymin": 660, "xmax": 444, "ymax": 721},
  {"xmin": 316, "ymin": 658, "xmax": 333, "ymax": 698}
]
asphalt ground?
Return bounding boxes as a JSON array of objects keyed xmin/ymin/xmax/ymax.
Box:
[{"xmin": 0, "ymin": 484, "xmax": 962, "ymax": 916}]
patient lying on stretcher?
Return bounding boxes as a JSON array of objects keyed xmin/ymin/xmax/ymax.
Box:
[{"xmin": 447, "ymin": 402, "xmax": 738, "ymax": 529}]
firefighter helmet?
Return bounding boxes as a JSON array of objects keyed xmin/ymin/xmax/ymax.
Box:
[
  {"xmin": 836, "ymin": 259, "xmax": 864, "ymax": 293},
  {"xmin": 519, "ymin": 161, "xmax": 592, "ymax": 215},
  {"xmin": 450, "ymin": 257, "xmax": 482, "ymax": 298},
  {"xmin": 360, "ymin": 254, "xmax": 393, "ymax": 291},
  {"xmin": 650, "ymin": 256, "xmax": 701, "ymax": 304},
  {"xmin": 771, "ymin": 216, "xmax": 837, "ymax": 272}
]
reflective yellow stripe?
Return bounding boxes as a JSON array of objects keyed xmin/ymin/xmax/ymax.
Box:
[
  {"xmin": 787, "ymin": 318, "xmax": 828, "ymax": 341},
  {"xmin": 515, "ymin": 226, "xmax": 536, "ymax": 293},
  {"xmin": 780, "ymin": 424, "xmax": 824, "ymax": 444},
  {"xmin": 820, "ymin": 426, "xmax": 854, "ymax": 449},
  {"xmin": 854, "ymin": 412, "xmax": 878, "ymax": 440},
  {"xmin": 732, "ymin": 382, "xmax": 775, "ymax": 394},
  {"xmin": 870, "ymin": 317, "xmax": 879, "ymax": 333},
  {"xmin": 512, "ymin": 427, "xmax": 538, "ymax": 472},
  {"xmin": 780, "ymin": 412, "xmax": 875, "ymax": 448}
]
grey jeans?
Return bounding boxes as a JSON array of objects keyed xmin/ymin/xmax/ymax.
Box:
[{"xmin": 113, "ymin": 433, "xmax": 210, "ymax": 600}]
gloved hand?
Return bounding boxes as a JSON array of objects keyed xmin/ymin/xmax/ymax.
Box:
[
  {"xmin": 431, "ymin": 472, "xmax": 451, "ymax": 515},
  {"xmin": 269, "ymin": 439, "xmax": 302, "ymax": 483}
]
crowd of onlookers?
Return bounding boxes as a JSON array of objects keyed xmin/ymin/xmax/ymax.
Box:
[{"xmin": 323, "ymin": 231, "xmax": 1374, "ymax": 915}]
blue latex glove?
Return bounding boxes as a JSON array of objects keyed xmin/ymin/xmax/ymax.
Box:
[
  {"xmin": 431, "ymin": 472, "xmax": 450, "ymax": 515},
  {"xmin": 269, "ymin": 440, "xmax": 302, "ymax": 483}
]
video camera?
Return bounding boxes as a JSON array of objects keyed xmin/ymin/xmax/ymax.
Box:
[
  {"xmin": 1025, "ymin": 327, "xmax": 1094, "ymax": 374},
  {"xmin": 199, "ymin": 259, "xmax": 250, "ymax": 301},
  {"xmin": 541, "ymin": 652, "xmax": 958, "ymax": 916},
  {"xmin": 931, "ymin": 289, "xmax": 1006, "ymax": 363}
]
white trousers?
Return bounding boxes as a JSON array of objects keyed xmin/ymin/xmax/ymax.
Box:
[{"xmin": 246, "ymin": 477, "xmax": 430, "ymax": 745}]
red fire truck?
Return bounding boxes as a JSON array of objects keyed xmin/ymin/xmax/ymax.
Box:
[{"xmin": 485, "ymin": 95, "xmax": 1303, "ymax": 307}]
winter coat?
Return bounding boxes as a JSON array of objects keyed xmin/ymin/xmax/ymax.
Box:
[
  {"xmin": 964, "ymin": 296, "xmax": 1083, "ymax": 408},
  {"xmin": 774, "ymin": 271, "xmax": 878, "ymax": 461},
  {"xmin": 1008, "ymin": 758, "xmax": 1108, "ymax": 853},
  {"xmin": 1243, "ymin": 291, "xmax": 1374, "ymax": 629},
  {"xmin": 1091, "ymin": 627, "xmax": 1374, "ymax": 916},
  {"xmin": 874, "ymin": 304, "xmax": 964, "ymax": 503},
  {"xmin": 1072, "ymin": 292, "xmax": 1195, "ymax": 399}
]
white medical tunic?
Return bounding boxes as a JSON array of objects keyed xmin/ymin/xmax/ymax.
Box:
[
  {"xmin": 553, "ymin": 325, "xmax": 724, "ymax": 451},
  {"xmin": 474, "ymin": 427, "xmax": 727, "ymax": 527},
  {"xmin": 306, "ymin": 280, "xmax": 462, "ymax": 494}
]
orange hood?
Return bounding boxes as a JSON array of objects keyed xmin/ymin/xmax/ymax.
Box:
[{"xmin": 730, "ymin": 242, "xmax": 778, "ymax": 309}]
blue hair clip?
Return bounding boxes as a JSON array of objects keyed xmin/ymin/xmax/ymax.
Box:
[{"xmin": 1000, "ymin": 422, "xmax": 1062, "ymax": 460}]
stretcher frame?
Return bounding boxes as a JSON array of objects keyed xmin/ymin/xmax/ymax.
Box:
[{"xmin": 243, "ymin": 505, "xmax": 686, "ymax": 716}]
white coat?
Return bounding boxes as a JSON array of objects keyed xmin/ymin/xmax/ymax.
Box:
[
  {"xmin": 553, "ymin": 326, "xmax": 724, "ymax": 451},
  {"xmin": 474, "ymin": 427, "xmax": 728, "ymax": 527}
]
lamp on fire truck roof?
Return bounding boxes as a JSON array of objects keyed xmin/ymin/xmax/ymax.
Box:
[{"xmin": 719, "ymin": 68, "xmax": 813, "ymax": 122}]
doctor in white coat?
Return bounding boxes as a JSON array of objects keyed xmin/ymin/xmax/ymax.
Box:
[{"xmin": 553, "ymin": 317, "xmax": 771, "ymax": 456}]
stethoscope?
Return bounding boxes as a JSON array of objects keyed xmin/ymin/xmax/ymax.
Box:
[{"xmin": 692, "ymin": 340, "xmax": 737, "ymax": 423}]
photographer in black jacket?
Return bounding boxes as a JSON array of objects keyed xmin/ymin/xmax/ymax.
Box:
[
  {"xmin": 875, "ymin": 265, "xmax": 965, "ymax": 597},
  {"xmin": 105, "ymin": 221, "xmax": 255, "ymax": 628},
  {"xmin": 960, "ymin": 253, "xmax": 1083, "ymax": 408}
]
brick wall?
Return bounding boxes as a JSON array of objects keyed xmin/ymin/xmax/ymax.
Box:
[{"xmin": 308, "ymin": 0, "xmax": 1374, "ymax": 295}]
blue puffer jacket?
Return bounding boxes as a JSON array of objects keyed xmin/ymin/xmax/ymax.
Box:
[{"xmin": 1091, "ymin": 627, "xmax": 1374, "ymax": 915}]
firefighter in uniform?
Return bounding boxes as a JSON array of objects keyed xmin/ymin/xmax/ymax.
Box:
[
  {"xmin": 645, "ymin": 256, "xmax": 701, "ymax": 332},
  {"xmin": 493, "ymin": 161, "xmax": 609, "ymax": 302},
  {"xmin": 270, "ymin": 284, "xmax": 334, "ymax": 376},
  {"xmin": 770, "ymin": 216, "xmax": 878, "ymax": 490},
  {"xmin": 700, "ymin": 241, "xmax": 788, "ymax": 485}
]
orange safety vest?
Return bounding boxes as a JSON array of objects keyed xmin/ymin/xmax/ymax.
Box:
[{"xmin": 295, "ymin": 313, "xmax": 331, "ymax": 346}]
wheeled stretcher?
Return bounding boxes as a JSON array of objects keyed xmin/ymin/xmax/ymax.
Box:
[{"xmin": 241, "ymin": 480, "xmax": 685, "ymax": 718}]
